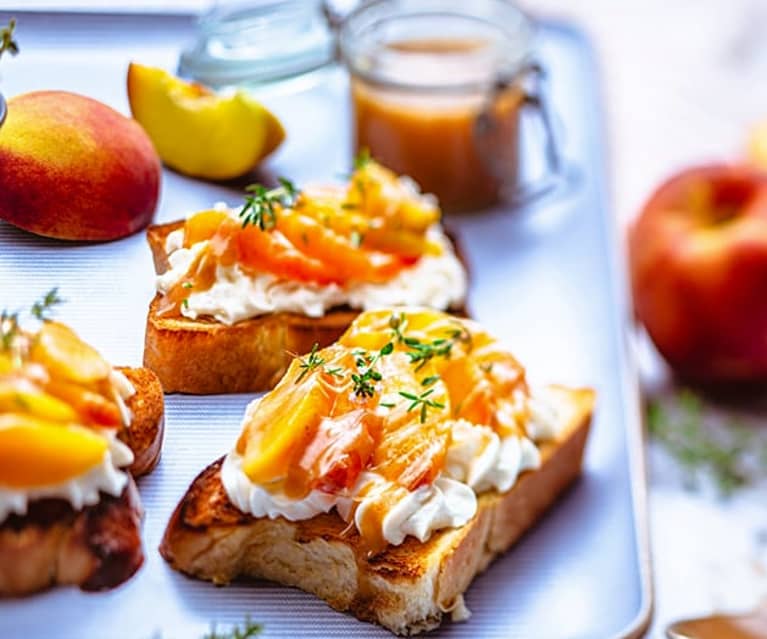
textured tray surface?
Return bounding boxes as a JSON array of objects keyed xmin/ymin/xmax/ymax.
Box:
[{"xmin": 0, "ymin": 12, "xmax": 650, "ymax": 639}]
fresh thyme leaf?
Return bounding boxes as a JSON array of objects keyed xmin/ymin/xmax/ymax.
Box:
[
  {"xmin": 239, "ymin": 178, "xmax": 299, "ymax": 231},
  {"xmin": 182, "ymin": 281, "xmax": 193, "ymax": 289},
  {"xmin": 202, "ymin": 617, "xmax": 262, "ymax": 639},
  {"xmin": 0, "ymin": 309, "xmax": 19, "ymax": 350},
  {"xmin": 351, "ymin": 372, "xmax": 376, "ymax": 398},
  {"xmin": 421, "ymin": 374, "xmax": 440, "ymax": 387},
  {"xmin": 389, "ymin": 312, "xmax": 409, "ymax": 343},
  {"xmin": 379, "ymin": 401, "xmax": 395, "ymax": 408},
  {"xmin": 353, "ymin": 147, "xmax": 371, "ymax": 170},
  {"xmin": 0, "ymin": 18, "xmax": 18, "ymax": 60},
  {"xmin": 30, "ymin": 288, "xmax": 63, "ymax": 321},
  {"xmin": 324, "ymin": 366, "xmax": 343, "ymax": 378},
  {"xmin": 295, "ymin": 342, "xmax": 324, "ymax": 384},
  {"xmin": 398, "ymin": 388, "xmax": 444, "ymax": 424},
  {"xmin": 351, "ymin": 343, "xmax": 393, "ymax": 398},
  {"xmin": 647, "ymin": 389, "xmax": 767, "ymax": 496},
  {"xmin": 182, "ymin": 298, "xmax": 190, "ymax": 310}
]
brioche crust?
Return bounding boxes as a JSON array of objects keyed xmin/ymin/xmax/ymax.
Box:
[
  {"xmin": 0, "ymin": 366, "xmax": 164, "ymax": 597},
  {"xmin": 143, "ymin": 221, "xmax": 466, "ymax": 394},
  {"xmin": 0, "ymin": 479, "xmax": 143, "ymax": 597},
  {"xmin": 119, "ymin": 366, "xmax": 165, "ymax": 477},
  {"xmin": 160, "ymin": 386, "xmax": 594, "ymax": 635}
]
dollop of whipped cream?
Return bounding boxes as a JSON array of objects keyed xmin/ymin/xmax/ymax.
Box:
[
  {"xmin": 110, "ymin": 368, "xmax": 136, "ymax": 427},
  {"xmin": 157, "ymin": 216, "xmax": 467, "ymax": 325},
  {"xmin": 221, "ymin": 389, "xmax": 563, "ymax": 548},
  {"xmin": 0, "ymin": 433, "xmax": 134, "ymax": 523},
  {"xmin": 444, "ymin": 420, "xmax": 541, "ymax": 493}
]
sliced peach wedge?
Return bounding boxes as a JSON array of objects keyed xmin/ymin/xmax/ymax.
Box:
[
  {"xmin": 127, "ymin": 62, "xmax": 285, "ymax": 180},
  {"xmin": 0, "ymin": 414, "xmax": 108, "ymax": 488},
  {"xmin": 29, "ymin": 321, "xmax": 111, "ymax": 384}
]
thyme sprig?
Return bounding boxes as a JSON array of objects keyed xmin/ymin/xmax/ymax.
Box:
[
  {"xmin": 294, "ymin": 342, "xmax": 324, "ymax": 384},
  {"xmin": 351, "ymin": 341, "xmax": 393, "ymax": 398},
  {"xmin": 202, "ymin": 617, "xmax": 262, "ymax": 639},
  {"xmin": 1, "ymin": 288, "xmax": 63, "ymax": 351},
  {"xmin": 648, "ymin": 389, "xmax": 767, "ymax": 496},
  {"xmin": 388, "ymin": 313, "xmax": 472, "ymax": 371},
  {"xmin": 0, "ymin": 309, "xmax": 19, "ymax": 350},
  {"xmin": 0, "ymin": 18, "xmax": 18, "ymax": 60},
  {"xmin": 30, "ymin": 287, "xmax": 63, "ymax": 321},
  {"xmin": 239, "ymin": 177, "xmax": 298, "ymax": 231},
  {"xmin": 353, "ymin": 147, "xmax": 372, "ymax": 171},
  {"xmin": 399, "ymin": 388, "xmax": 445, "ymax": 424}
]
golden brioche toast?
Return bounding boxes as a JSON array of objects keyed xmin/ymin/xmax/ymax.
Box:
[
  {"xmin": 161, "ymin": 385, "xmax": 593, "ymax": 636},
  {"xmin": 0, "ymin": 366, "xmax": 164, "ymax": 597},
  {"xmin": 144, "ymin": 221, "xmax": 466, "ymax": 394}
]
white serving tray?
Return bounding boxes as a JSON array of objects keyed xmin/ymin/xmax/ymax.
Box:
[{"xmin": 0, "ymin": 10, "xmax": 651, "ymax": 638}]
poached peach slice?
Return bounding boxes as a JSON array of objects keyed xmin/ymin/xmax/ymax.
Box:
[
  {"xmin": 30, "ymin": 321, "xmax": 111, "ymax": 384},
  {"xmin": 0, "ymin": 413, "xmax": 108, "ymax": 488}
]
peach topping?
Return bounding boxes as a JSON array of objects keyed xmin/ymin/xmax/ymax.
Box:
[
  {"xmin": 236, "ymin": 309, "xmax": 530, "ymax": 500},
  {"xmin": 0, "ymin": 320, "xmax": 124, "ymax": 489},
  {"xmin": 159, "ymin": 160, "xmax": 443, "ymax": 317}
]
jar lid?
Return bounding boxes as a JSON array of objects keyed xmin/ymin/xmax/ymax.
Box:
[
  {"xmin": 179, "ymin": 0, "xmax": 336, "ymax": 87},
  {"xmin": 339, "ymin": 0, "xmax": 534, "ymax": 93}
]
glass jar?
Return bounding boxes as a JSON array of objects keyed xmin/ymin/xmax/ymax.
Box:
[
  {"xmin": 179, "ymin": 0, "xmax": 336, "ymax": 88},
  {"xmin": 339, "ymin": 0, "xmax": 563, "ymax": 213}
]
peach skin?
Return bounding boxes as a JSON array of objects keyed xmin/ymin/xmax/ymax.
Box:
[{"xmin": 0, "ymin": 90, "xmax": 161, "ymax": 241}]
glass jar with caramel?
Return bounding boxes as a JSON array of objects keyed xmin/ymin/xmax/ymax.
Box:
[{"xmin": 339, "ymin": 0, "xmax": 563, "ymax": 213}]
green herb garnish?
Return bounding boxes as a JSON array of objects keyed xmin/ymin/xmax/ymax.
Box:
[
  {"xmin": 295, "ymin": 342, "xmax": 325, "ymax": 384},
  {"xmin": 353, "ymin": 147, "xmax": 372, "ymax": 171},
  {"xmin": 389, "ymin": 312, "xmax": 409, "ymax": 343},
  {"xmin": 647, "ymin": 389, "xmax": 767, "ymax": 496},
  {"xmin": 30, "ymin": 287, "xmax": 63, "ymax": 321},
  {"xmin": 2, "ymin": 288, "xmax": 63, "ymax": 352},
  {"xmin": 0, "ymin": 309, "xmax": 19, "ymax": 350},
  {"xmin": 421, "ymin": 374, "xmax": 440, "ymax": 387},
  {"xmin": 324, "ymin": 366, "xmax": 343, "ymax": 378},
  {"xmin": 202, "ymin": 617, "xmax": 262, "ymax": 639},
  {"xmin": 398, "ymin": 388, "xmax": 445, "ymax": 424},
  {"xmin": 351, "ymin": 342, "xmax": 393, "ymax": 398},
  {"xmin": 0, "ymin": 19, "xmax": 18, "ymax": 60},
  {"xmin": 239, "ymin": 177, "xmax": 298, "ymax": 231}
]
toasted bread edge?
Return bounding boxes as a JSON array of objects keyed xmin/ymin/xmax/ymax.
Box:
[{"xmin": 160, "ymin": 385, "xmax": 594, "ymax": 635}]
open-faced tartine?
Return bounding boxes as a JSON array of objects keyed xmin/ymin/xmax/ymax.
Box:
[
  {"xmin": 161, "ymin": 308, "xmax": 594, "ymax": 635},
  {"xmin": 0, "ymin": 303, "xmax": 164, "ymax": 596},
  {"xmin": 144, "ymin": 159, "xmax": 468, "ymax": 394}
]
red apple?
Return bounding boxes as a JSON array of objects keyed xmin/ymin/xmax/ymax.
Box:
[{"xmin": 629, "ymin": 164, "xmax": 767, "ymax": 383}]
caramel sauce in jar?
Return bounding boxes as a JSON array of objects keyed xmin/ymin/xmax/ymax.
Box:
[
  {"xmin": 351, "ymin": 39, "xmax": 524, "ymax": 212},
  {"xmin": 340, "ymin": 0, "xmax": 536, "ymax": 213}
]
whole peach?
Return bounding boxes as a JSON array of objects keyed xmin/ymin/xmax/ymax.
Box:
[
  {"xmin": 629, "ymin": 164, "xmax": 767, "ymax": 383},
  {"xmin": 0, "ymin": 90, "xmax": 160, "ymax": 241}
]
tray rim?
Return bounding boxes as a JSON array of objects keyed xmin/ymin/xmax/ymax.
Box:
[
  {"xmin": 551, "ymin": 21, "xmax": 654, "ymax": 639},
  {"xmin": 0, "ymin": 12, "xmax": 654, "ymax": 639}
]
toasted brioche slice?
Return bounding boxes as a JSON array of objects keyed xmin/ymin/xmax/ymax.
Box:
[
  {"xmin": 0, "ymin": 478, "xmax": 143, "ymax": 597},
  {"xmin": 144, "ymin": 221, "xmax": 466, "ymax": 394},
  {"xmin": 0, "ymin": 367, "xmax": 164, "ymax": 597},
  {"xmin": 119, "ymin": 366, "xmax": 165, "ymax": 477},
  {"xmin": 160, "ymin": 386, "xmax": 594, "ymax": 635}
]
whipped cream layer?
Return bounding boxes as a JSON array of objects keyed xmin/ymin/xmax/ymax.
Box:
[{"xmin": 158, "ymin": 212, "xmax": 467, "ymax": 325}]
